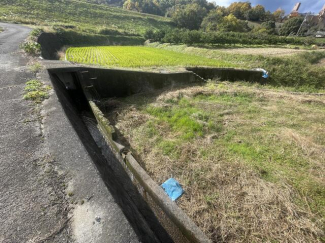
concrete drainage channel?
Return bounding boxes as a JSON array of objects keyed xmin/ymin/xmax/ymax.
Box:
[{"xmin": 48, "ymin": 67, "xmax": 264, "ymax": 243}]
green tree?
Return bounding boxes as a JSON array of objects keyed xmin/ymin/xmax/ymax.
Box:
[
  {"xmin": 264, "ymin": 11, "xmax": 275, "ymax": 21},
  {"xmin": 279, "ymin": 17, "xmax": 304, "ymax": 36},
  {"xmin": 219, "ymin": 14, "xmax": 247, "ymax": 32},
  {"xmin": 123, "ymin": 0, "xmax": 141, "ymax": 12},
  {"xmin": 159, "ymin": 0, "xmax": 174, "ymax": 16},
  {"xmin": 227, "ymin": 2, "xmax": 251, "ymax": 19},
  {"xmin": 273, "ymin": 8, "xmax": 285, "ymax": 22},
  {"xmin": 245, "ymin": 4, "xmax": 265, "ymax": 21},
  {"xmin": 201, "ymin": 9, "xmax": 224, "ymax": 31},
  {"xmin": 172, "ymin": 3, "xmax": 208, "ymax": 30},
  {"xmin": 253, "ymin": 20, "xmax": 276, "ymax": 34},
  {"xmin": 141, "ymin": 0, "xmax": 162, "ymax": 15}
]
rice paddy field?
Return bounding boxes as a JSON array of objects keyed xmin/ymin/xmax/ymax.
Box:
[
  {"xmin": 65, "ymin": 46, "xmax": 234, "ymax": 68},
  {"xmin": 102, "ymin": 81, "xmax": 325, "ymax": 242}
]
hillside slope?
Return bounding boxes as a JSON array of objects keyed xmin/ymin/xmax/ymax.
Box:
[{"xmin": 0, "ymin": 0, "xmax": 173, "ymax": 35}]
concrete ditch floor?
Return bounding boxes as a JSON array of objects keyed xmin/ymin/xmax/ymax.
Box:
[{"xmin": 0, "ymin": 22, "xmax": 154, "ymax": 243}]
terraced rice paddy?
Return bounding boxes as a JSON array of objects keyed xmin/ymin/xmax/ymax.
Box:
[{"xmin": 66, "ymin": 46, "xmax": 233, "ymax": 68}]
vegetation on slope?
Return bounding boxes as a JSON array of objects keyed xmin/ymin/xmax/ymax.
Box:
[
  {"xmin": 0, "ymin": 0, "xmax": 173, "ymax": 35},
  {"xmin": 149, "ymin": 43, "xmax": 325, "ymax": 91},
  {"xmin": 145, "ymin": 28, "xmax": 317, "ymax": 46}
]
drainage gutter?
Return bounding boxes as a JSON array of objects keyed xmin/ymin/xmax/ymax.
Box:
[{"xmin": 88, "ymin": 101, "xmax": 212, "ymax": 243}]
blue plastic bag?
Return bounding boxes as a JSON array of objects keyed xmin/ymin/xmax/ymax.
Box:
[
  {"xmin": 161, "ymin": 178, "xmax": 184, "ymax": 201},
  {"xmin": 254, "ymin": 68, "xmax": 269, "ymax": 79}
]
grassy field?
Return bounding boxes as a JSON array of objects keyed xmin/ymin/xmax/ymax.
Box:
[
  {"xmin": 0, "ymin": 0, "xmax": 173, "ymax": 36},
  {"xmin": 66, "ymin": 46, "xmax": 235, "ymax": 68},
  {"xmin": 148, "ymin": 43, "xmax": 325, "ymax": 91},
  {"xmin": 103, "ymin": 81, "xmax": 325, "ymax": 242}
]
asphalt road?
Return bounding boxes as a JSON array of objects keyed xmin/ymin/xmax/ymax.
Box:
[
  {"xmin": 0, "ymin": 23, "xmax": 71, "ymax": 242},
  {"xmin": 0, "ymin": 23, "xmax": 168, "ymax": 243}
]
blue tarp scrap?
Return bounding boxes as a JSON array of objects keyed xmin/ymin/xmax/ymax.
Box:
[
  {"xmin": 254, "ymin": 68, "xmax": 269, "ymax": 79},
  {"xmin": 161, "ymin": 178, "xmax": 184, "ymax": 201}
]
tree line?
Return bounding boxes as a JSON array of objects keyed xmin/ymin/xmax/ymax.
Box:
[
  {"xmin": 84, "ymin": 0, "xmax": 308, "ymax": 37},
  {"xmin": 145, "ymin": 28, "xmax": 316, "ymax": 45},
  {"xmin": 122, "ymin": 0, "xmax": 305, "ymax": 36}
]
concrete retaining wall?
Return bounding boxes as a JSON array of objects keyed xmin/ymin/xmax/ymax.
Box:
[
  {"xmin": 78, "ymin": 67, "xmax": 202, "ymax": 98},
  {"xmin": 186, "ymin": 67, "xmax": 264, "ymax": 83}
]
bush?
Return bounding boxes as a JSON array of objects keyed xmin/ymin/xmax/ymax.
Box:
[
  {"xmin": 20, "ymin": 41, "xmax": 41, "ymax": 55},
  {"xmin": 97, "ymin": 28, "xmax": 122, "ymax": 36},
  {"xmin": 144, "ymin": 29, "xmax": 155, "ymax": 40},
  {"xmin": 150, "ymin": 28, "xmax": 317, "ymax": 46},
  {"xmin": 172, "ymin": 4, "xmax": 207, "ymax": 30},
  {"xmin": 182, "ymin": 30, "xmax": 202, "ymax": 44},
  {"xmin": 30, "ymin": 28, "xmax": 43, "ymax": 38},
  {"xmin": 279, "ymin": 17, "xmax": 304, "ymax": 36}
]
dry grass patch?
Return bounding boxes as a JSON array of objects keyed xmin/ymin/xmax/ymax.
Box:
[
  {"xmin": 216, "ymin": 47, "xmax": 309, "ymax": 57},
  {"xmin": 101, "ymin": 81, "xmax": 325, "ymax": 242}
]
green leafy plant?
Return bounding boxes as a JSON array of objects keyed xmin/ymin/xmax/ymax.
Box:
[
  {"xmin": 30, "ymin": 28, "xmax": 43, "ymax": 37},
  {"xmin": 23, "ymin": 79, "xmax": 51, "ymax": 103},
  {"xmin": 20, "ymin": 41, "xmax": 41, "ymax": 55}
]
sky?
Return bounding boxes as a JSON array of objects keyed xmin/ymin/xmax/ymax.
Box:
[{"xmin": 214, "ymin": 0, "xmax": 325, "ymax": 14}]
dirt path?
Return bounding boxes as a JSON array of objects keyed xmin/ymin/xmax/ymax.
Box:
[{"xmin": 217, "ymin": 47, "xmax": 310, "ymax": 56}]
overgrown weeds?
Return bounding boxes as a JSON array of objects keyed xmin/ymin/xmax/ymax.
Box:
[
  {"xmin": 23, "ymin": 80, "xmax": 51, "ymax": 103},
  {"xmin": 20, "ymin": 28, "xmax": 43, "ymax": 55},
  {"xmin": 28, "ymin": 62, "xmax": 43, "ymax": 73},
  {"xmin": 106, "ymin": 81, "xmax": 325, "ymax": 242}
]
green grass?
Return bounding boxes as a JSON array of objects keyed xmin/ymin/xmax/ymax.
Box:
[
  {"xmin": 146, "ymin": 98, "xmax": 207, "ymax": 140},
  {"xmin": 149, "ymin": 43, "xmax": 325, "ymax": 91},
  {"xmin": 0, "ymin": 0, "xmax": 173, "ymax": 36},
  {"xmin": 108, "ymin": 81, "xmax": 325, "ymax": 242},
  {"xmin": 66, "ymin": 46, "xmax": 234, "ymax": 68}
]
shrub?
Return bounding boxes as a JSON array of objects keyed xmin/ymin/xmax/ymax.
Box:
[
  {"xmin": 279, "ymin": 17, "xmax": 304, "ymax": 36},
  {"xmin": 144, "ymin": 29, "xmax": 155, "ymax": 40},
  {"xmin": 150, "ymin": 28, "xmax": 316, "ymax": 46},
  {"xmin": 30, "ymin": 28, "xmax": 43, "ymax": 38},
  {"xmin": 20, "ymin": 41, "xmax": 41, "ymax": 55},
  {"xmin": 98, "ymin": 28, "xmax": 122, "ymax": 36}
]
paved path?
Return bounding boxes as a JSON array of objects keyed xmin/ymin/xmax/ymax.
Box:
[
  {"xmin": 0, "ymin": 23, "xmax": 72, "ymax": 242},
  {"xmin": 0, "ymin": 22, "xmax": 153, "ymax": 243},
  {"xmin": 0, "ymin": 22, "xmax": 170, "ymax": 243}
]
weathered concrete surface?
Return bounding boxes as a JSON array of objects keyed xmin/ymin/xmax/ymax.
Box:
[
  {"xmin": 0, "ymin": 23, "xmax": 71, "ymax": 242},
  {"xmin": 44, "ymin": 67, "xmax": 172, "ymax": 242},
  {"xmin": 39, "ymin": 70, "xmax": 144, "ymax": 243}
]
